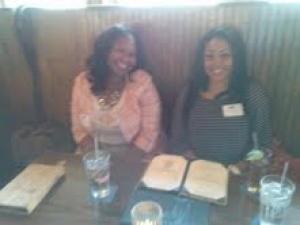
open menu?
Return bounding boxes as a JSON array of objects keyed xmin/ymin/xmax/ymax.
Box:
[{"xmin": 141, "ymin": 154, "xmax": 229, "ymax": 205}]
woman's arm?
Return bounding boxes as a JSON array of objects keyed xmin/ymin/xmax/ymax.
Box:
[
  {"xmin": 247, "ymin": 81, "xmax": 273, "ymax": 150},
  {"xmin": 133, "ymin": 73, "xmax": 161, "ymax": 152},
  {"xmin": 71, "ymin": 73, "xmax": 90, "ymax": 146}
]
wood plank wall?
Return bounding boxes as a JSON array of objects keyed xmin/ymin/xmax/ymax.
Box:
[
  {"xmin": 0, "ymin": 3, "xmax": 300, "ymax": 155},
  {"xmin": 0, "ymin": 9, "xmax": 35, "ymax": 121}
]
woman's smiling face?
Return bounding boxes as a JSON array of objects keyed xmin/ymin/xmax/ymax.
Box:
[
  {"xmin": 204, "ymin": 37, "xmax": 233, "ymax": 84},
  {"xmin": 107, "ymin": 34, "xmax": 137, "ymax": 78}
]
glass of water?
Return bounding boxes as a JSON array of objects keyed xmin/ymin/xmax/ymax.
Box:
[
  {"xmin": 246, "ymin": 160, "xmax": 268, "ymax": 194},
  {"xmin": 260, "ymin": 175, "xmax": 295, "ymax": 225},
  {"xmin": 82, "ymin": 151, "xmax": 110, "ymax": 200},
  {"xmin": 131, "ymin": 201, "xmax": 163, "ymax": 225}
]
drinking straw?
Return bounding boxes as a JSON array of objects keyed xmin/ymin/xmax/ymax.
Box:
[
  {"xmin": 94, "ymin": 136, "xmax": 99, "ymax": 157},
  {"xmin": 252, "ymin": 132, "xmax": 258, "ymax": 149},
  {"xmin": 280, "ymin": 161, "xmax": 289, "ymax": 192}
]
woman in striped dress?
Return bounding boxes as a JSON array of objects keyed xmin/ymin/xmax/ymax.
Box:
[{"xmin": 171, "ymin": 26, "xmax": 272, "ymax": 164}]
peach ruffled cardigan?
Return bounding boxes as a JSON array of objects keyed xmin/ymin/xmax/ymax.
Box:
[{"xmin": 71, "ymin": 69, "xmax": 161, "ymax": 152}]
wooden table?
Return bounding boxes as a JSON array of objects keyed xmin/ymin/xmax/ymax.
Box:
[{"xmin": 0, "ymin": 150, "xmax": 299, "ymax": 225}]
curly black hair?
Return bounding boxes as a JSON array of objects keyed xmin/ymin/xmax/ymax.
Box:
[
  {"xmin": 183, "ymin": 26, "xmax": 249, "ymax": 118},
  {"xmin": 86, "ymin": 24, "xmax": 146, "ymax": 95}
]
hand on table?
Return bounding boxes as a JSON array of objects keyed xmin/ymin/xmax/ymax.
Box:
[
  {"xmin": 228, "ymin": 161, "xmax": 249, "ymax": 176},
  {"xmin": 75, "ymin": 136, "xmax": 93, "ymax": 155}
]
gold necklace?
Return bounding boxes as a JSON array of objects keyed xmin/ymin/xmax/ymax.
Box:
[{"xmin": 97, "ymin": 90, "xmax": 121, "ymax": 110}]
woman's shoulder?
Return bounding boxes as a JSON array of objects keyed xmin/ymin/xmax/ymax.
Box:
[
  {"xmin": 73, "ymin": 71, "xmax": 91, "ymax": 88},
  {"xmin": 245, "ymin": 78, "xmax": 269, "ymax": 103},
  {"xmin": 130, "ymin": 69, "xmax": 153, "ymax": 84},
  {"xmin": 246, "ymin": 78, "xmax": 267, "ymax": 95},
  {"xmin": 74, "ymin": 71, "xmax": 89, "ymax": 83}
]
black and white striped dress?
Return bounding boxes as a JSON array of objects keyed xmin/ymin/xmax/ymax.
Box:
[{"xmin": 171, "ymin": 80, "xmax": 272, "ymax": 164}]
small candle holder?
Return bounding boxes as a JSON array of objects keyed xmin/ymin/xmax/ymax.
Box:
[{"xmin": 131, "ymin": 201, "xmax": 163, "ymax": 225}]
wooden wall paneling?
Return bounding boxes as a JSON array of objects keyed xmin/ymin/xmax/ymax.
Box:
[
  {"xmin": 0, "ymin": 9, "xmax": 35, "ymax": 123},
  {"xmin": 32, "ymin": 10, "xmax": 86, "ymax": 125},
  {"xmin": 281, "ymin": 7, "xmax": 300, "ymax": 156},
  {"xmin": 1, "ymin": 4, "xmax": 300, "ymax": 154}
]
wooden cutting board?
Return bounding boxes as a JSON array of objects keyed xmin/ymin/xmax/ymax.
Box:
[{"xmin": 0, "ymin": 163, "xmax": 65, "ymax": 215}]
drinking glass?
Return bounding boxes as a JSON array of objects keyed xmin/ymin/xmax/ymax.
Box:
[
  {"xmin": 82, "ymin": 151, "xmax": 111, "ymax": 200},
  {"xmin": 246, "ymin": 160, "xmax": 268, "ymax": 193},
  {"xmin": 131, "ymin": 201, "xmax": 163, "ymax": 225},
  {"xmin": 260, "ymin": 175, "xmax": 295, "ymax": 225}
]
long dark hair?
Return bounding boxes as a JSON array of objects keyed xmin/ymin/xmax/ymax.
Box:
[
  {"xmin": 183, "ymin": 26, "xmax": 249, "ymax": 118},
  {"xmin": 86, "ymin": 24, "xmax": 146, "ymax": 95}
]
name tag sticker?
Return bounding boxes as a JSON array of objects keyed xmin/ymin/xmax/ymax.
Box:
[{"xmin": 222, "ymin": 103, "xmax": 244, "ymax": 117}]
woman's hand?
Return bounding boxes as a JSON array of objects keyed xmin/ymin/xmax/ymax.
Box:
[
  {"xmin": 75, "ymin": 135, "xmax": 93, "ymax": 155},
  {"xmin": 228, "ymin": 160, "xmax": 249, "ymax": 175}
]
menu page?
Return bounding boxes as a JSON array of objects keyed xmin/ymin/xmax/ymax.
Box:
[
  {"xmin": 141, "ymin": 154, "xmax": 229, "ymax": 205},
  {"xmin": 142, "ymin": 154, "xmax": 188, "ymax": 191},
  {"xmin": 183, "ymin": 160, "xmax": 228, "ymax": 205}
]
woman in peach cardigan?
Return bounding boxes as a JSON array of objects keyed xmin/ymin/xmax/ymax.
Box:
[{"xmin": 71, "ymin": 24, "xmax": 162, "ymax": 154}]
